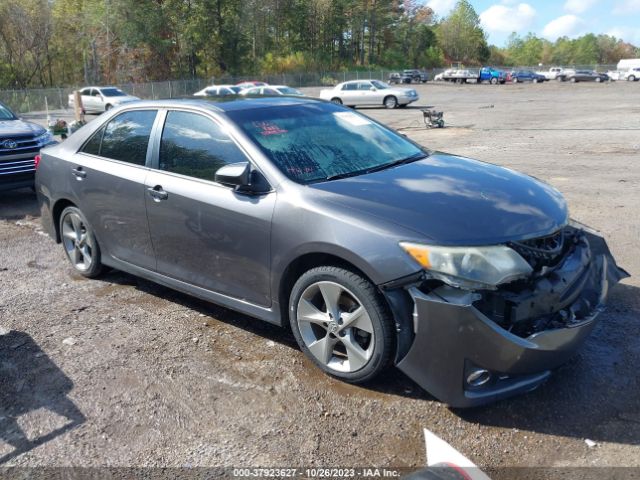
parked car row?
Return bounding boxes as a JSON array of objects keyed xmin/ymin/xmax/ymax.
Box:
[
  {"xmin": 194, "ymin": 82, "xmax": 303, "ymax": 98},
  {"xmin": 432, "ymin": 66, "xmax": 619, "ymax": 84}
]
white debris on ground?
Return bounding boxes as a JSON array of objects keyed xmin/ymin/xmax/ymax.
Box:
[
  {"xmin": 585, "ymin": 439, "xmax": 597, "ymax": 448},
  {"xmin": 62, "ymin": 337, "xmax": 78, "ymax": 346}
]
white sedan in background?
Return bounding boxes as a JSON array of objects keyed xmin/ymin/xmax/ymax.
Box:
[
  {"xmin": 68, "ymin": 86, "xmax": 139, "ymax": 113},
  {"xmin": 193, "ymin": 85, "xmax": 243, "ymax": 97},
  {"xmin": 319, "ymin": 80, "xmax": 418, "ymax": 108},
  {"xmin": 239, "ymin": 85, "xmax": 304, "ymax": 96}
]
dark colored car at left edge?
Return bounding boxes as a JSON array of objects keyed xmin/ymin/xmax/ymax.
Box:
[
  {"xmin": 0, "ymin": 101, "xmax": 57, "ymax": 192},
  {"xmin": 35, "ymin": 97, "xmax": 628, "ymax": 407}
]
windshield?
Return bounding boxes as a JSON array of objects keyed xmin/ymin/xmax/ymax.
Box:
[
  {"xmin": 227, "ymin": 103, "xmax": 424, "ymax": 184},
  {"xmin": 0, "ymin": 104, "xmax": 17, "ymax": 120},
  {"xmin": 370, "ymin": 80, "xmax": 389, "ymax": 89},
  {"xmin": 100, "ymin": 88, "xmax": 126, "ymax": 97}
]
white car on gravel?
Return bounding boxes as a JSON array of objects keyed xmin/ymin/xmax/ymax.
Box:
[
  {"xmin": 319, "ymin": 80, "xmax": 419, "ymax": 108},
  {"xmin": 193, "ymin": 85, "xmax": 243, "ymax": 96},
  {"xmin": 68, "ymin": 86, "xmax": 139, "ymax": 113}
]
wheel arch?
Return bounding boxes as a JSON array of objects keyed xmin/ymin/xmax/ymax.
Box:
[
  {"xmin": 277, "ymin": 250, "xmax": 379, "ymax": 326},
  {"xmin": 51, "ymin": 198, "xmax": 77, "ymax": 243}
]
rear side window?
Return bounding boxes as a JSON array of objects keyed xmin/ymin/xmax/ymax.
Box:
[
  {"xmin": 341, "ymin": 83, "xmax": 357, "ymax": 91},
  {"xmin": 84, "ymin": 110, "xmax": 157, "ymax": 165},
  {"xmin": 159, "ymin": 111, "xmax": 247, "ymax": 182}
]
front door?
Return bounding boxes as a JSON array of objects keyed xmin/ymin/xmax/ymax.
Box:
[{"xmin": 144, "ymin": 110, "xmax": 275, "ymax": 306}]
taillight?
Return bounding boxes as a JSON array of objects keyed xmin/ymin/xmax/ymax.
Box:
[{"xmin": 34, "ymin": 154, "xmax": 41, "ymax": 169}]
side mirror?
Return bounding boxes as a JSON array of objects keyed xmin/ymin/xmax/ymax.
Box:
[{"xmin": 215, "ymin": 162, "xmax": 251, "ymax": 188}]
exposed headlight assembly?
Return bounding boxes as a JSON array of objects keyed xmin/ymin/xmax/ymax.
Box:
[{"xmin": 400, "ymin": 242, "xmax": 533, "ymax": 290}]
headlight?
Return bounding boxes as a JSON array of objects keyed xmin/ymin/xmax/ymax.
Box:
[
  {"xmin": 400, "ymin": 242, "xmax": 533, "ymax": 289},
  {"xmin": 35, "ymin": 131, "xmax": 53, "ymax": 146}
]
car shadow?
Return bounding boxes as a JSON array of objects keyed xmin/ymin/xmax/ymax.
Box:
[
  {"xmin": 96, "ymin": 270, "xmax": 299, "ymax": 351},
  {"xmin": 0, "ymin": 189, "xmax": 39, "ymax": 221},
  {"xmin": 96, "ymin": 271, "xmax": 639, "ymax": 446},
  {"xmin": 0, "ymin": 330, "xmax": 86, "ymax": 464}
]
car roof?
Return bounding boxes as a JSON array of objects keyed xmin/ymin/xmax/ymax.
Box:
[{"xmin": 119, "ymin": 96, "xmax": 324, "ymax": 113}]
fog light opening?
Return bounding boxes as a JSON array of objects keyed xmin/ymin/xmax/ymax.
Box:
[{"xmin": 466, "ymin": 368, "xmax": 491, "ymax": 387}]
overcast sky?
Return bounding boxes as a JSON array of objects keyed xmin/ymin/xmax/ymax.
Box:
[{"xmin": 425, "ymin": 0, "xmax": 640, "ymax": 46}]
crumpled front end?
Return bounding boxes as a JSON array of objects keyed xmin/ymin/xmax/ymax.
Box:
[{"xmin": 392, "ymin": 226, "xmax": 628, "ymax": 408}]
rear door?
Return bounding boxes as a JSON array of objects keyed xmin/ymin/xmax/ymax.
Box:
[
  {"xmin": 144, "ymin": 109, "xmax": 275, "ymax": 306},
  {"xmin": 72, "ymin": 109, "xmax": 159, "ymax": 270}
]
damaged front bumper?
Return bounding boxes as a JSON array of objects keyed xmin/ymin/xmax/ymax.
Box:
[{"xmin": 391, "ymin": 228, "xmax": 628, "ymax": 408}]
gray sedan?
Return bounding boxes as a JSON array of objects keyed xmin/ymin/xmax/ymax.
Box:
[{"xmin": 36, "ymin": 97, "xmax": 626, "ymax": 407}]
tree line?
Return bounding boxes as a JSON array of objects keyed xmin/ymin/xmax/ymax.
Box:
[{"xmin": 0, "ymin": 0, "xmax": 638, "ymax": 89}]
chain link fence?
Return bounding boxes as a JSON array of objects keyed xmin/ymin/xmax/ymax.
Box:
[{"xmin": 0, "ymin": 65, "xmax": 621, "ymax": 114}]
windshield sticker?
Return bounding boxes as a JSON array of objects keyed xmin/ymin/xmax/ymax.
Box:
[
  {"xmin": 253, "ymin": 121, "xmax": 288, "ymax": 136},
  {"xmin": 333, "ymin": 111, "xmax": 372, "ymax": 127}
]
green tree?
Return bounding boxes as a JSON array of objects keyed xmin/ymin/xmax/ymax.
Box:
[{"xmin": 436, "ymin": 0, "xmax": 489, "ymax": 64}]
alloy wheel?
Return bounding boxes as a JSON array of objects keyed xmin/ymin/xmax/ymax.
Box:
[
  {"xmin": 296, "ymin": 281, "xmax": 374, "ymax": 373},
  {"xmin": 61, "ymin": 212, "xmax": 93, "ymax": 271}
]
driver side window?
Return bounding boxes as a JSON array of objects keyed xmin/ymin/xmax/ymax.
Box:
[{"xmin": 159, "ymin": 111, "xmax": 248, "ymax": 183}]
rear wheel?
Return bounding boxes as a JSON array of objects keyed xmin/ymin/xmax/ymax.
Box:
[
  {"xmin": 490, "ymin": 77, "xmax": 498, "ymax": 85},
  {"xmin": 595, "ymin": 77, "xmax": 602, "ymax": 83},
  {"xmin": 533, "ymin": 78, "xmax": 539, "ymax": 84},
  {"xmin": 570, "ymin": 77, "xmax": 577, "ymax": 83},
  {"xmin": 59, "ymin": 206, "xmax": 103, "ymax": 278},
  {"xmin": 330, "ymin": 97, "xmax": 342, "ymax": 105},
  {"xmin": 384, "ymin": 95, "xmax": 398, "ymax": 109},
  {"xmin": 289, "ymin": 266, "xmax": 394, "ymax": 383},
  {"xmin": 628, "ymin": 75, "xmax": 636, "ymax": 82}
]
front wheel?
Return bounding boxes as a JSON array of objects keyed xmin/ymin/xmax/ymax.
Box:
[
  {"xmin": 59, "ymin": 206, "xmax": 103, "ymax": 278},
  {"xmin": 384, "ymin": 96, "xmax": 398, "ymax": 109},
  {"xmin": 289, "ymin": 266, "xmax": 394, "ymax": 383},
  {"xmin": 628, "ymin": 76, "xmax": 636, "ymax": 82},
  {"xmin": 490, "ymin": 77, "xmax": 498, "ymax": 85},
  {"xmin": 595, "ymin": 77, "xmax": 602, "ymax": 83},
  {"xmin": 330, "ymin": 97, "xmax": 342, "ymax": 105}
]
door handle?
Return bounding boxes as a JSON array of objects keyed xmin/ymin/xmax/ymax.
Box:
[
  {"xmin": 72, "ymin": 167, "xmax": 87, "ymax": 179},
  {"xmin": 147, "ymin": 186, "xmax": 168, "ymax": 201}
]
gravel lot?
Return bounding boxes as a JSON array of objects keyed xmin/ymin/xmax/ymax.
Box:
[{"xmin": 1, "ymin": 81, "xmax": 639, "ymax": 476}]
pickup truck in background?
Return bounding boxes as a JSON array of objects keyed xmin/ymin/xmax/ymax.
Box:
[
  {"xmin": 536, "ymin": 67, "xmax": 568, "ymax": 81},
  {"xmin": 479, "ymin": 67, "xmax": 507, "ymax": 84}
]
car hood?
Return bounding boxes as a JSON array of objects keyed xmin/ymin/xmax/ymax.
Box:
[
  {"xmin": 0, "ymin": 118, "xmax": 46, "ymax": 138},
  {"xmin": 309, "ymin": 153, "xmax": 568, "ymax": 245}
]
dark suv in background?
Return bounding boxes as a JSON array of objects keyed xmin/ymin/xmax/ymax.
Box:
[
  {"xmin": 401, "ymin": 69, "xmax": 428, "ymax": 83},
  {"xmin": 0, "ymin": 101, "xmax": 57, "ymax": 192}
]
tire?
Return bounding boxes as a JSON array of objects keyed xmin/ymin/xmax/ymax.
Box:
[
  {"xmin": 628, "ymin": 76, "xmax": 636, "ymax": 82},
  {"xmin": 490, "ymin": 77, "xmax": 498, "ymax": 85},
  {"xmin": 595, "ymin": 77, "xmax": 601, "ymax": 83},
  {"xmin": 533, "ymin": 78, "xmax": 538, "ymax": 84},
  {"xmin": 383, "ymin": 95, "xmax": 398, "ymax": 109},
  {"xmin": 289, "ymin": 266, "xmax": 394, "ymax": 383},
  {"xmin": 570, "ymin": 77, "xmax": 576, "ymax": 83},
  {"xmin": 330, "ymin": 97, "xmax": 342, "ymax": 105},
  {"xmin": 556, "ymin": 76, "xmax": 564, "ymax": 82},
  {"xmin": 512, "ymin": 77, "xmax": 518, "ymax": 83},
  {"xmin": 59, "ymin": 206, "xmax": 103, "ymax": 278},
  {"xmin": 105, "ymin": 104, "xmax": 112, "ymax": 111}
]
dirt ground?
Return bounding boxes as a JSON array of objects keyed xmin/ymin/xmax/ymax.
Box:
[{"xmin": 1, "ymin": 81, "xmax": 639, "ymax": 476}]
